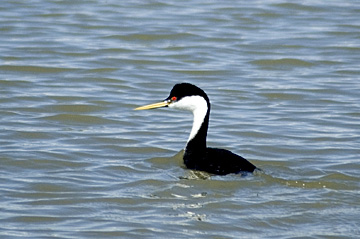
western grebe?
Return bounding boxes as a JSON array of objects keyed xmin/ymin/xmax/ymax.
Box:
[{"xmin": 135, "ymin": 83, "xmax": 257, "ymax": 175}]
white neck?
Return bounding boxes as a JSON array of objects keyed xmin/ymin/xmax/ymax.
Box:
[{"xmin": 168, "ymin": 95, "xmax": 208, "ymax": 143}]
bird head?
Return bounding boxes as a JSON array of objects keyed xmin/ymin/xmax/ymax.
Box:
[{"xmin": 134, "ymin": 83, "xmax": 210, "ymax": 112}]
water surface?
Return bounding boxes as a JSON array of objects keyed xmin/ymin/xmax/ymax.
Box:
[{"xmin": 1, "ymin": 0, "xmax": 360, "ymax": 238}]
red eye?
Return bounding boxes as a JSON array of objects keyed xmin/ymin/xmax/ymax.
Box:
[{"xmin": 171, "ymin": 96, "xmax": 177, "ymax": 101}]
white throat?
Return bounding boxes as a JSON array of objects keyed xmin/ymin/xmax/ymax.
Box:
[{"xmin": 168, "ymin": 95, "xmax": 208, "ymax": 143}]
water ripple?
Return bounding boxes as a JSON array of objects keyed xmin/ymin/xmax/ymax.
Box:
[{"xmin": 1, "ymin": 0, "xmax": 360, "ymax": 238}]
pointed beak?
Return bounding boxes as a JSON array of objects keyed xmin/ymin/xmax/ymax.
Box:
[{"xmin": 134, "ymin": 100, "xmax": 170, "ymax": 110}]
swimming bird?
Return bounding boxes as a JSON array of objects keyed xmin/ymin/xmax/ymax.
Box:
[{"xmin": 134, "ymin": 83, "xmax": 257, "ymax": 175}]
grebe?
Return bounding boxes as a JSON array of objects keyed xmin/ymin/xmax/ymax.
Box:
[{"xmin": 135, "ymin": 83, "xmax": 257, "ymax": 175}]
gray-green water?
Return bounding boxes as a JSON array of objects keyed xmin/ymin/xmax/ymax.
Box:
[{"xmin": 1, "ymin": 1, "xmax": 360, "ymax": 238}]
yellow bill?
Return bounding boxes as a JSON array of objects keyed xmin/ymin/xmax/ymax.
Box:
[{"xmin": 134, "ymin": 101, "xmax": 169, "ymax": 110}]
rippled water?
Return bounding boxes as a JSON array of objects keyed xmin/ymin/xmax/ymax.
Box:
[{"xmin": 1, "ymin": 0, "xmax": 360, "ymax": 238}]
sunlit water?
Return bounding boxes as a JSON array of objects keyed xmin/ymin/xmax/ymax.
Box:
[{"xmin": 1, "ymin": 0, "xmax": 360, "ymax": 238}]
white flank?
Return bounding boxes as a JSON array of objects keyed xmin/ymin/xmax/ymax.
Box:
[{"xmin": 169, "ymin": 95, "xmax": 208, "ymax": 143}]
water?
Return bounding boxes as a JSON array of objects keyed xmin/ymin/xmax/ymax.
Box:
[{"xmin": 1, "ymin": 0, "xmax": 360, "ymax": 238}]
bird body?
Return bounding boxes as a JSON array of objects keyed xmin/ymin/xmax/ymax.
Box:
[
  {"xmin": 135, "ymin": 83, "xmax": 257, "ymax": 175},
  {"xmin": 185, "ymin": 148, "xmax": 256, "ymax": 175}
]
